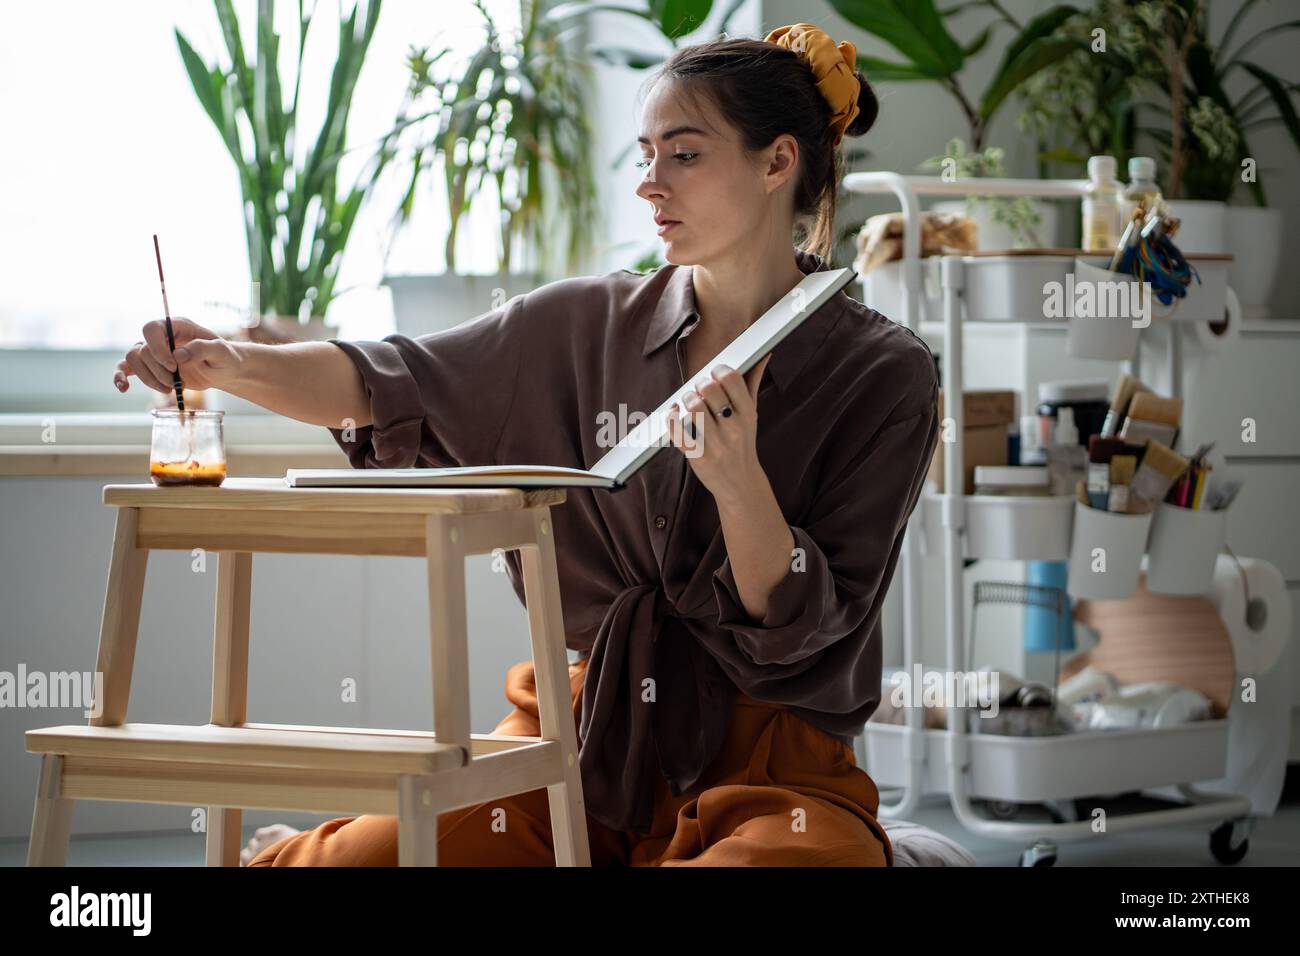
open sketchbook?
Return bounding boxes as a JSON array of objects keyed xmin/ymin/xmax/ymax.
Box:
[{"xmin": 284, "ymin": 266, "xmax": 856, "ymax": 490}]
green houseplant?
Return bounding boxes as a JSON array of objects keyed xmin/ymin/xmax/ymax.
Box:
[
  {"xmin": 1018, "ymin": 0, "xmax": 1297, "ymax": 305},
  {"xmin": 176, "ymin": 0, "xmax": 393, "ymax": 342},
  {"xmin": 828, "ymin": 0, "xmax": 1086, "ymax": 151},
  {"xmin": 394, "ymin": 0, "xmax": 600, "ymax": 276},
  {"xmin": 828, "ymin": 0, "xmax": 1089, "ymax": 249},
  {"xmin": 920, "ymin": 138, "xmax": 1047, "ymax": 247},
  {"xmin": 383, "ymin": 0, "xmax": 602, "ymax": 336}
]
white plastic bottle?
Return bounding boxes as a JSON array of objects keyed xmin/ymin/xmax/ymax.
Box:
[
  {"xmin": 1047, "ymin": 406, "xmax": 1088, "ymax": 497},
  {"xmin": 1081, "ymin": 155, "xmax": 1124, "ymax": 252},
  {"xmin": 1122, "ymin": 156, "xmax": 1163, "ymax": 224}
]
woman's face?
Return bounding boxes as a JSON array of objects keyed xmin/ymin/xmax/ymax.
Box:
[{"xmin": 635, "ymin": 79, "xmax": 794, "ymax": 266}]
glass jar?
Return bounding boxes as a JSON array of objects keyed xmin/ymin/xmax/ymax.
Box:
[{"xmin": 150, "ymin": 409, "xmax": 226, "ymax": 487}]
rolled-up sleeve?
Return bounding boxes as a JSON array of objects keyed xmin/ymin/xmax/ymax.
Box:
[
  {"xmin": 326, "ymin": 293, "xmax": 528, "ymax": 469},
  {"xmin": 711, "ymin": 383, "xmax": 939, "ymax": 668}
]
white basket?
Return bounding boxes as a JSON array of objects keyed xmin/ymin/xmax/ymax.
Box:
[
  {"xmin": 1065, "ymin": 258, "xmax": 1141, "ymax": 360},
  {"xmin": 922, "ymin": 492, "xmax": 1074, "ymax": 561},
  {"xmin": 862, "ymin": 719, "xmax": 1230, "ymax": 802},
  {"xmin": 861, "ymin": 256, "xmax": 1076, "ymax": 322},
  {"xmin": 963, "ymin": 255, "xmax": 1077, "ymax": 321},
  {"xmin": 1076, "ymin": 254, "xmax": 1228, "ymax": 323},
  {"xmin": 1145, "ymin": 502, "xmax": 1228, "ymax": 595},
  {"xmin": 860, "ymin": 254, "xmax": 1228, "ymax": 326},
  {"xmin": 1066, "ymin": 500, "xmax": 1154, "ymax": 600}
]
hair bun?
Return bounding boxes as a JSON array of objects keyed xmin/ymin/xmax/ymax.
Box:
[{"xmin": 844, "ymin": 71, "xmax": 878, "ymax": 138}]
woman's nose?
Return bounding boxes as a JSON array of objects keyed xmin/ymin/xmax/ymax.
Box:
[
  {"xmin": 635, "ymin": 159, "xmax": 665, "ymax": 199},
  {"xmin": 636, "ymin": 170, "xmax": 665, "ymax": 202}
]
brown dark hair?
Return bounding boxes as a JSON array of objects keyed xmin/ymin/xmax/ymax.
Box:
[{"xmin": 644, "ymin": 35, "xmax": 878, "ymax": 262}]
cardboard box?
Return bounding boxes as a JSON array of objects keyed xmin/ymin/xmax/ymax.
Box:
[{"xmin": 928, "ymin": 390, "xmax": 1017, "ymax": 494}]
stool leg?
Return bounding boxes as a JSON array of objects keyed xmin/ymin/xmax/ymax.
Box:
[
  {"xmin": 420, "ymin": 514, "xmax": 471, "ymax": 866},
  {"xmin": 28, "ymin": 754, "xmax": 74, "ymax": 866},
  {"xmin": 206, "ymin": 808, "xmax": 242, "ymax": 867},
  {"xmin": 90, "ymin": 507, "xmax": 149, "ymax": 727},
  {"xmin": 398, "ymin": 775, "xmax": 440, "ymax": 866},
  {"xmin": 426, "ymin": 514, "xmax": 471, "ymax": 753},
  {"xmin": 208, "ymin": 551, "xmax": 253, "ymax": 867},
  {"xmin": 520, "ymin": 507, "xmax": 591, "ymax": 867}
]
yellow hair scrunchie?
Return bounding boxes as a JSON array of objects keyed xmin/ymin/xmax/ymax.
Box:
[{"xmin": 763, "ymin": 22, "xmax": 861, "ymax": 147}]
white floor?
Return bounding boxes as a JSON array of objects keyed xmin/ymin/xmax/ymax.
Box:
[{"xmin": 3, "ymin": 785, "xmax": 1297, "ymax": 866}]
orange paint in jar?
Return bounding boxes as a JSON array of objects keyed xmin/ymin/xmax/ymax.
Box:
[{"xmin": 149, "ymin": 458, "xmax": 227, "ymax": 486}]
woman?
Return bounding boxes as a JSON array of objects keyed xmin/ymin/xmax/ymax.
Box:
[{"xmin": 115, "ymin": 23, "xmax": 939, "ymax": 867}]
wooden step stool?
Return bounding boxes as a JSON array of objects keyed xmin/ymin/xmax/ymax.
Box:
[{"xmin": 26, "ymin": 477, "xmax": 590, "ymax": 867}]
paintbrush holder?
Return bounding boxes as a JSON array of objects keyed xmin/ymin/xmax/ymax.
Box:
[
  {"xmin": 1144, "ymin": 502, "xmax": 1229, "ymax": 595},
  {"xmin": 149, "ymin": 409, "xmax": 226, "ymax": 487},
  {"xmin": 1066, "ymin": 500, "xmax": 1153, "ymax": 600}
]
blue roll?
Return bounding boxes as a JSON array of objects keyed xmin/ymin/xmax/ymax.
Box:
[{"xmin": 1025, "ymin": 560, "xmax": 1075, "ymax": 652}]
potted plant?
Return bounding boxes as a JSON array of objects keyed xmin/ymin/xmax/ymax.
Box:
[
  {"xmin": 1020, "ymin": 0, "xmax": 1298, "ymax": 307},
  {"xmin": 827, "ymin": 0, "xmax": 1089, "ymax": 250},
  {"xmin": 176, "ymin": 0, "xmax": 394, "ymax": 344},
  {"xmin": 1157, "ymin": 0, "xmax": 1296, "ymax": 309},
  {"xmin": 382, "ymin": 0, "xmax": 600, "ymax": 337},
  {"xmin": 922, "ymin": 139, "xmax": 1055, "ymax": 249}
]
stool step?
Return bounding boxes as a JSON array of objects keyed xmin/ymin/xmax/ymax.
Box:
[{"xmin": 27, "ymin": 723, "xmax": 468, "ymax": 775}]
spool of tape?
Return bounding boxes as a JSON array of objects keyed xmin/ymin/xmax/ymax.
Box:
[{"xmin": 1193, "ymin": 284, "xmax": 1242, "ymax": 353}]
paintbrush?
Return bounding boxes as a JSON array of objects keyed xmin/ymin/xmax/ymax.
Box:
[
  {"xmin": 1129, "ymin": 441, "xmax": 1189, "ymax": 513},
  {"xmin": 151, "ymin": 234, "xmax": 185, "ymax": 412}
]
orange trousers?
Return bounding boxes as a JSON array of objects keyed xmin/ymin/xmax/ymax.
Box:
[{"xmin": 248, "ymin": 657, "xmax": 893, "ymax": 866}]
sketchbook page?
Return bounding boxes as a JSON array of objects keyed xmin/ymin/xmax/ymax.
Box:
[
  {"xmin": 588, "ymin": 266, "xmax": 856, "ymax": 484},
  {"xmin": 284, "ymin": 464, "xmax": 607, "ymax": 487}
]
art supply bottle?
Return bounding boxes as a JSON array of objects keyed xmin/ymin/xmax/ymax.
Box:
[
  {"xmin": 1081, "ymin": 155, "xmax": 1123, "ymax": 252},
  {"xmin": 1019, "ymin": 414, "xmax": 1047, "ymax": 467},
  {"xmin": 1122, "ymin": 156, "xmax": 1162, "ymax": 224},
  {"xmin": 1047, "ymin": 406, "xmax": 1088, "ymax": 497}
]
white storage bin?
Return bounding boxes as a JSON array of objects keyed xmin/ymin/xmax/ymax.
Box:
[
  {"xmin": 967, "ymin": 495, "xmax": 1075, "ymax": 560},
  {"xmin": 921, "ymin": 492, "xmax": 1075, "ymax": 561},
  {"xmin": 859, "ymin": 259, "xmax": 941, "ymax": 323},
  {"xmin": 1065, "ymin": 258, "xmax": 1141, "ymax": 360},
  {"xmin": 862, "ymin": 254, "xmax": 1076, "ymax": 322},
  {"xmin": 861, "ymin": 252, "xmax": 1229, "ymax": 326},
  {"xmin": 1066, "ymin": 500, "xmax": 1154, "ymax": 600},
  {"xmin": 1145, "ymin": 502, "xmax": 1229, "ymax": 595},
  {"xmin": 963, "ymin": 255, "xmax": 1076, "ymax": 321},
  {"xmin": 863, "ymin": 719, "xmax": 1230, "ymax": 802},
  {"xmin": 1076, "ymin": 253, "xmax": 1229, "ymax": 323}
]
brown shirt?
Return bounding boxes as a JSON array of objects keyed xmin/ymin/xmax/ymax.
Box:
[{"xmin": 327, "ymin": 247, "xmax": 940, "ymax": 833}]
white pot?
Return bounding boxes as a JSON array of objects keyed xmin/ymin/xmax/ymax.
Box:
[
  {"xmin": 1145, "ymin": 502, "xmax": 1228, "ymax": 596},
  {"xmin": 1066, "ymin": 500, "xmax": 1154, "ymax": 601},
  {"xmin": 1162, "ymin": 199, "xmax": 1227, "ymax": 255},
  {"xmin": 932, "ymin": 198, "xmax": 1060, "ymax": 251},
  {"xmin": 1224, "ymin": 206, "xmax": 1283, "ymax": 315},
  {"xmin": 386, "ymin": 272, "xmax": 542, "ymax": 338}
]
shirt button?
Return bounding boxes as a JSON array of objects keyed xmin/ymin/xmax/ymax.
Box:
[{"xmin": 654, "ymin": 515, "xmax": 667, "ymax": 529}]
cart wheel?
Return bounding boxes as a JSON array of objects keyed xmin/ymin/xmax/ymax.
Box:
[
  {"xmin": 1209, "ymin": 821, "xmax": 1250, "ymax": 865},
  {"xmin": 1020, "ymin": 842, "xmax": 1056, "ymax": 867},
  {"xmin": 987, "ymin": 799, "xmax": 1021, "ymax": 820}
]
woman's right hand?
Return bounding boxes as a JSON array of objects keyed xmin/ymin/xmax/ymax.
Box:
[{"xmin": 113, "ymin": 317, "xmax": 244, "ymax": 394}]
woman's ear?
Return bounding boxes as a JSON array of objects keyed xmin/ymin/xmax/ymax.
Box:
[{"xmin": 764, "ymin": 133, "xmax": 799, "ymax": 195}]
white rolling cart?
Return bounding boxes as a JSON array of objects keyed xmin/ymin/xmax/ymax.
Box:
[{"xmin": 842, "ymin": 172, "xmax": 1255, "ymax": 866}]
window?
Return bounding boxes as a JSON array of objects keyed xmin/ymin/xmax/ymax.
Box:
[{"xmin": 0, "ymin": 0, "xmax": 520, "ymax": 349}]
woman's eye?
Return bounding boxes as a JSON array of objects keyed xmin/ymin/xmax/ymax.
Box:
[{"xmin": 635, "ymin": 153, "xmax": 698, "ymax": 169}]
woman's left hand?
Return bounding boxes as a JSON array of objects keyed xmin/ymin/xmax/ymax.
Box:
[{"xmin": 666, "ymin": 354, "xmax": 772, "ymax": 505}]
